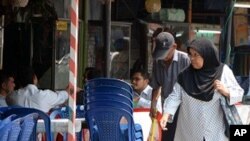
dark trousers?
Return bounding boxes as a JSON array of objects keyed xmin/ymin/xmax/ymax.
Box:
[{"xmin": 161, "ymin": 108, "xmax": 179, "ymax": 141}]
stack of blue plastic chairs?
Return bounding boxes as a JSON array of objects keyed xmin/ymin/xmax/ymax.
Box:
[
  {"xmin": 0, "ymin": 106, "xmax": 51, "ymax": 141},
  {"xmin": 85, "ymin": 78, "xmax": 143, "ymax": 141},
  {"xmin": 49, "ymin": 105, "xmax": 85, "ymax": 141},
  {"xmin": 0, "ymin": 114, "xmax": 22, "ymax": 141}
]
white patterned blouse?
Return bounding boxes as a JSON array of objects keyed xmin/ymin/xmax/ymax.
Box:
[{"xmin": 163, "ymin": 65, "xmax": 244, "ymax": 141}]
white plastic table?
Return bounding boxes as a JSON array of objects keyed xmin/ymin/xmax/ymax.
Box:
[{"xmin": 37, "ymin": 118, "xmax": 85, "ymax": 133}]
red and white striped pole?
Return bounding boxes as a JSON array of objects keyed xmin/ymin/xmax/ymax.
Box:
[{"xmin": 68, "ymin": 0, "xmax": 78, "ymax": 140}]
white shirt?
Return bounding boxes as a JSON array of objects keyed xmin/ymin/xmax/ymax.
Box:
[
  {"xmin": 7, "ymin": 84, "xmax": 69, "ymax": 113},
  {"xmin": 163, "ymin": 65, "xmax": 244, "ymax": 141},
  {"xmin": 0, "ymin": 95, "xmax": 8, "ymax": 107},
  {"xmin": 134, "ymin": 85, "xmax": 162, "ymax": 113}
]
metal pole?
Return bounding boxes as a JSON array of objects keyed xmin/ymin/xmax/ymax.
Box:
[
  {"xmin": 68, "ymin": 0, "xmax": 79, "ymax": 140},
  {"xmin": 51, "ymin": 21, "xmax": 55, "ymax": 90},
  {"xmin": 0, "ymin": 15, "xmax": 4, "ymax": 69},
  {"xmin": 225, "ymin": 0, "xmax": 233, "ymax": 65},
  {"xmin": 188, "ymin": 0, "xmax": 192, "ymax": 40},
  {"xmin": 30, "ymin": 23, "xmax": 33, "ymax": 66},
  {"xmin": 105, "ymin": 0, "xmax": 111, "ymax": 78}
]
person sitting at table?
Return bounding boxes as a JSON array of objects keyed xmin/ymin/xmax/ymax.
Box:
[
  {"xmin": 6, "ymin": 66, "xmax": 78, "ymax": 113},
  {"xmin": 77, "ymin": 67, "xmax": 102, "ymax": 105},
  {"xmin": 77, "ymin": 67, "xmax": 102, "ymax": 141},
  {"xmin": 131, "ymin": 69, "xmax": 162, "ymax": 112},
  {"xmin": 0, "ymin": 70, "xmax": 16, "ymax": 107}
]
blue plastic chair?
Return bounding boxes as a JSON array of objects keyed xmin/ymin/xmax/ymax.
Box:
[
  {"xmin": 86, "ymin": 85, "xmax": 133, "ymax": 100},
  {"xmin": 18, "ymin": 113, "xmax": 39, "ymax": 141},
  {"xmin": 9, "ymin": 118, "xmax": 22, "ymax": 141},
  {"xmin": 0, "ymin": 106, "xmax": 20, "ymax": 118},
  {"xmin": 86, "ymin": 92, "xmax": 133, "ymax": 107},
  {"xmin": 0, "ymin": 121, "xmax": 10, "ymax": 141},
  {"xmin": 85, "ymin": 78, "xmax": 143, "ymax": 140},
  {"xmin": 85, "ymin": 97, "xmax": 133, "ymax": 113},
  {"xmin": 120, "ymin": 124, "xmax": 144, "ymax": 141},
  {"xmin": 49, "ymin": 105, "xmax": 85, "ymax": 141},
  {"xmin": 85, "ymin": 91, "xmax": 142, "ymax": 135},
  {"xmin": 85, "ymin": 101, "xmax": 143, "ymax": 141},
  {"xmin": 0, "ymin": 117, "xmax": 22, "ymax": 141},
  {"xmin": 0, "ymin": 114, "xmax": 17, "ymax": 129},
  {"xmin": 50, "ymin": 105, "xmax": 85, "ymax": 119},
  {"xmin": 85, "ymin": 78, "xmax": 134, "ymax": 110},
  {"xmin": 85, "ymin": 85, "xmax": 134, "ymax": 118},
  {"xmin": 85, "ymin": 106, "xmax": 135, "ymax": 141},
  {"xmin": 85, "ymin": 91, "xmax": 143, "ymax": 139},
  {"xmin": 86, "ymin": 78, "xmax": 133, "ymax": 93},
  {"xmin": 0, "ymin": 107, "xmax": 52, "ymax": 141}
]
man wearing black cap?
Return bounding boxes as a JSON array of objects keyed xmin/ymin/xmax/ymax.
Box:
[{"xmin": 150, "ymin": 31, "xmax": 190, "ymax": 141}]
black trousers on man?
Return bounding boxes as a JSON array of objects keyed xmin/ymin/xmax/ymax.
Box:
[{"xmin": 161, "ymin": 108, "xmax": 179, "ymax": 141}]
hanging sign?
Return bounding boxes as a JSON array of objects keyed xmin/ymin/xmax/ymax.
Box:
[{"xmin": 56, "ymin": 21, "xmax": 68, "ymax": 31}]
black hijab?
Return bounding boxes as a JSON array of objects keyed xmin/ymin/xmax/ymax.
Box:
[{"xmin": 178, "ymin": 38, "xmax": 224, "ymax": 101}]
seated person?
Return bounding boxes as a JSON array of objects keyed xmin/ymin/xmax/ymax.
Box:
[
  {"xmin": 83, "ymin": 67, "xmax": 102, "ymax": 84},
  {"xmin": 0, "ymin": 70, "xmax": 16, "ymax": 107},
  {"xmin": 6, "ymin": 66, "xmax": 74, "ymax": 113},
  {"xmin": 111, "ymin": 38, "xmax": 129, "ymax": 80},
  {"xmin": 77, "ymin": 67, "xmax": 102, "ymax": 105},
  {"xmin": 131, "ymin": 69, "xmax": 162, "ymax": 113}
]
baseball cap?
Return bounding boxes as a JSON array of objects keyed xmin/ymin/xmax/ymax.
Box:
[{"xmin": 152, "ymin": 32, "xmax": 175, "ymax": 60}]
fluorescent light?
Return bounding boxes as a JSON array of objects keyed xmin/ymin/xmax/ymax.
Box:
[
  {"xmin": 234, "ymin": 3, "xmax": 250, "ymax": 8},
  {"xmin": 192, "ymin": 24, "xmax": 221, "ymax": 34},
  {"xmin": 176, "ymin": 31, "xmax": 184, "ymax": 37},
  {"xmin": 195, "ymin": 30, "xmax": 221, "ymax": 34}
]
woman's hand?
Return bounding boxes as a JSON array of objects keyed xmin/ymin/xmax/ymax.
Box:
[
  {"xmin": 160, "ymin": 113, "xmax": 170, "ymax": 130},
  {"xmin": 213, "ymin": 80, "xmax": 230, "ymax": 97}
]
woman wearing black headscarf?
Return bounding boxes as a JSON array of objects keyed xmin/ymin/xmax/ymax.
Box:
[{"xmin": 160, "ymin": 38, "xmax": 244, "ymax": 141}]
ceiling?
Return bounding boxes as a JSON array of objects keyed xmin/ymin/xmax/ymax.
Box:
[{"xmin": 0, "ymin": 0, "xmax": 235, "ymax": 25}]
